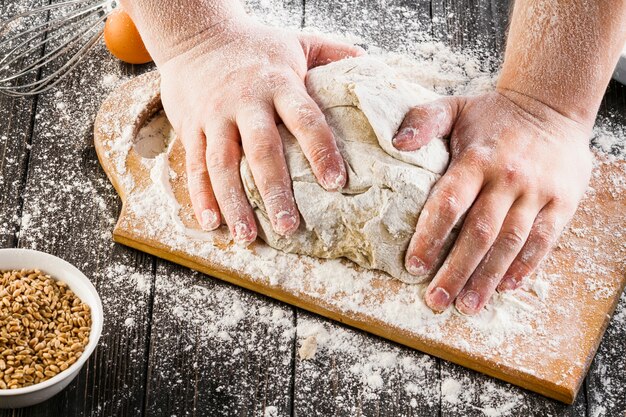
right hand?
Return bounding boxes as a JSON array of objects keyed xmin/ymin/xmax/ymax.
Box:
[
  {"xmin": 157, "ymin": 17, "xmax": 363, "ymax": 244},
  {"xmin": 394, "ymin": 91, "xmax": 592, "ymax": 315}
]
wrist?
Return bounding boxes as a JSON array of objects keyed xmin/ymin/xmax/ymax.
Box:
[
  {"xmin": 494, "ymin": 87, "xmax": 593, "ymax": 140},
  {"xmin": 118, "ymin": 0, "xmax": 247, "ymax": 65},
  {"xmin": 496, "ymin": 70, "xmax": 599, "ymax": 132}
]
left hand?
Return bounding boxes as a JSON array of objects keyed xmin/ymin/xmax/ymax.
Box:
[{"xmin": 393, "ymin": 90, "xmax": 593, "ymax": 315}]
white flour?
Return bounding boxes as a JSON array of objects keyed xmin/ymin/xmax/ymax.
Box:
[
  {"xmin": 71, "ymin": 3, "xmax": 626, "ymax": 408},
  {"xmin": 93, "ymin": 28, "xmax": 626, "ymax": 416},
  {"xmin": 2, "ymin": 0, "xmax": 624, "ymax": 415}
]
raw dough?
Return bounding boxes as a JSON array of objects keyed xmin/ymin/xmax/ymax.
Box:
[
  {"xmin": 298, "ymin": 335, "xmax": 318, "ymax": 360},
  {"xmin": 241, "ymin": 57, "xmax": 451, "ymax": 284}
]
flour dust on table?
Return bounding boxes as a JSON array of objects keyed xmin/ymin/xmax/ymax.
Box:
[{"xmin": 94, "ymin": 14, "xmax": 626, "ymax": 403}]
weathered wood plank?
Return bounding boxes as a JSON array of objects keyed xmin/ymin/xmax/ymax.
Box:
[
  {"xmin": 431, "ymin": 0, "xmax": 498, "ymax": 52},
  {"xmin": 293, "ymin": 312, "xmax": 440, "ymax": 417},
  {"xmin": 143, "ymin": 2, "xmax": 302, "ymax": 416},
  {"xmin": 586, "ymin": 292, "xmax": 626, "ymax": 417},
  {"xmin": 0, "ymin": 91, "xmax": 33, "ymax": 248},
  {"xmin": 0, "ymin": 19, "xmax": 157, "ymax": 414},
  {"xmin": 144, "ymin": 264, "xmax": 296, "ymax": 417},
  {"xmin": 0, "ymin": 0, "xmax": 43, "ymax": 248},
  {"xmin": 439, "ymin": 363, "xmax": 587, "ymax": 417},
  {"xmin": 303, "ymin": 0, "xmax": 432, "ymax": 53},
  {"xmin": 489, "ymin": 0, "xmax": 511, "ymax": 55}
]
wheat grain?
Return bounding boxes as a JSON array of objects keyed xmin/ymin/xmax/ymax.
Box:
[{"xmin": 0, "ymin": 269, "xmax": 92, "ymax": 389}]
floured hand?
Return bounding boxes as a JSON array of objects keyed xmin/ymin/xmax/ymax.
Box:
[
  {"xmin": 391, "ymin": 0, "xmax": 626, "ymax": 315},
  {"xmin": 121, "ymin": 0, "xmax": 363, "ymax": 244},
  {"xmin": 393, "ymin": 91, "xmax": 592, "ymax": 315}
]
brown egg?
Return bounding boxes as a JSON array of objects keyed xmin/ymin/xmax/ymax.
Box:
[{"xmin": 104, "ymin": 8, "xmax": 152, "ymax": 65}]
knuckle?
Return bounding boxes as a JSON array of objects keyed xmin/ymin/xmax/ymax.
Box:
[
  {"xmin": 549, "ymin": 195, "xmax": 564, "ymax": 207},
  {"xmin": 306, "ymin": 141, "xmax": 336, "ymax": 166},
  {"xmin": 502, "ymin": 166, "xmax": 519, "ymax": 185},
  {"xmin": 533, "ymin": 227, "xmax": 555, "ymax": 249},
  {"xmin": 443, "ymin": 263, "xmax": 468, "ymax": 285},
  {"xmin": 208, "ymin": 97, "xmax": 228, "ymax": 115},
  {"xmin": 468, "ymin": 219, "xmax": 498, "ymax": 246},
  {"xmin": 187, "ymin": 170, "xmax": 210, "ymax": 188},
  {"xmin": 435, "ymin": 189, "xmax": 463, "ymax": 221},
  {"xmin": 237, "ymin": 85, "xmax": 261, "ymax": 107},
  {"xmin": 295, "ymin": 105, "xmax": 326, "ymax": 132},
  {"xmin": 498, "ymin": 227, "xmax": 526, "ymax": 251},
  {"xmin": 406, "ymin": 105, "xmax": 431, "ymax": 125},
  {"xmin": 206, "ymin": 150, "xmax": 235, "ymax": 176},
  {"xmin": 219, "ymin": 193, "xmax": 247, "ymax": 217},
  {"xmin": 262, "ymin": 184, "xmax": 293, "ymax": 208},
  {"xmin": 501, "ymin": 162, "xmax": 530, "ymax": 186},
  {"xmin": 247, "ymin": 137, "xmax": 281, "ymax": 164},
  {"xmin": 186, "ymin": 155, "xmax": 207, "ymax": 174},
  {"xmin": 264, "ymin": 71, "xmax": 290, "ymax": 89},
  {"xmin": 411, "ymin": 234, "xmax": 438, "ymax": 263},
  {"xmin": 190, "ymin": 188, "xmax": 213, "ymax": 202},
  {"xmin": 462, "ymin": 147, "xmax": 488, "ymax": 168},
  {"xmin": 511, "ymin": 257, "xmax": 534, "ymax": 280}
]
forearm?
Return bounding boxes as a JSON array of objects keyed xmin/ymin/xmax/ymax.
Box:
[
  {"xmin": 118, "ymin": 0, "xmax": 246, "ymax": 64},
  {"xmin": 497, "ymin": 0, "xmax": 626, "ymax": 129}
]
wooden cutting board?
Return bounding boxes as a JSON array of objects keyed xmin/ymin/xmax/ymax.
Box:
[{"xmin": 94, "ymin": 71, "xmax": 626, "ymax": 404}]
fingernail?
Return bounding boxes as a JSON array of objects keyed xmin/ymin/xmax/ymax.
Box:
[
  {"xmin": 275, "ymin": 210, "xmax": 298, "ymax": 236},
  {"xmin": 392, "ymin": 127, "xmax": 415, "ymax": 148},
  {"xmin": 406, "ymin": 256, "xmax": 429, "ymax": 276},
  {"xmin": 426, "ymin": 287, "xmax": 450, "ymax": 310},
  {"xmin": 498, "ymin": 276, "xmax": 518, "ymax": 292},
  {"xmin": 457, "ymin": 291, "xmax": 480, "ymax": 314},
  {"xmin": 234, "ymin": 221, "xmax": 255, "ymax": 245},
  {"xmin": 322, "ymin": 167, "xmax": 346, "ymax": 191},
  {"xmin": 200, "ymin": 209, "xmax": 220, "ymax": 231}
]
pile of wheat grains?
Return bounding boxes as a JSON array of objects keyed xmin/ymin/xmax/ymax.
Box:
[{"xmin": 0, "ymin": 269, "xmax": 91, "ymax": 389}]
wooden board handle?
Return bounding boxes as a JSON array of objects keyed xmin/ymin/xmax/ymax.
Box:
[{"xmin": 95, "ymin": 72, "xmax": 163, "ymax": 203}]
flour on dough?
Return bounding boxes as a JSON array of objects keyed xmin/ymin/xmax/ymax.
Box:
[{"xmin": 241, "ymin": 57, "xmax": 453, "ymax": 284}]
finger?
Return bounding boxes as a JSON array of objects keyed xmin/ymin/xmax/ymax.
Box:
[
  {"xmin": 299, "ymin": 33, "xmax": 366, "ymax": 68},
  {"xmin": 205, "ymin": 121, "xmax": 257, "ymax": 245},
  {"xmin": 454, "ymin": 198, "xmax": 538, "ymax": 315},
  {"xmin": 424, "ymin": 186, "xmax": 516, "ymax": 312},
  {"xmin": 274, "ymin": 74, "xmax": 346, "ymax": 191},
  {"xmin": 498, "ymin": 202, "xmax": 565, "ymax": 292},
  {"xmin": 404, "ymin": 162, "xmax": 483, "ymax": 277},
  {"xmin": 181, "ymin": 127, "xmax": 221, "ymax": 231},
  {"xmin": 392, "ymin": 97, "xmax": 461, "ymax": 151},
  {"xmin": 237, "ymin": 102, "xmax": 300, "ymax": 236}
]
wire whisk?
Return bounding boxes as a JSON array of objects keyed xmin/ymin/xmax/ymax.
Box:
[{"xmin": 0, "ymin": 0, "xmax": 115, "ymax": 97}]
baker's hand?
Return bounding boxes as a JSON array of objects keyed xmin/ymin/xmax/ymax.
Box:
[
  {"xmin": 393, "ymin": 90, "xmax": 592, "ymax": 315},
  {"xmin": 159, "ymin": 18, "xmax": 363, "ymax": 244}
]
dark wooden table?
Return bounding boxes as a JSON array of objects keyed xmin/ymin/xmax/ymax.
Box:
[{"xmin": 1, "ymin": 0, "xmax": 625, "ymax": 416}]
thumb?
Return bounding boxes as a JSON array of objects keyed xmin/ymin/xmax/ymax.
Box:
[
  {"xmin": 299, "ymin": 33, "xmax": 366, "ymax": 69},
  {"xmin": 392, "ymin": 96, "xmax": 463, "ymax": 151}
]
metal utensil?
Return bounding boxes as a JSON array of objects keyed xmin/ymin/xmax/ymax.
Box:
[{"xmin": 0, "ymin": 0, "xmax": 115, "ymax": 97}]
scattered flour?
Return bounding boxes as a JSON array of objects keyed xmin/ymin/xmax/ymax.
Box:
[
  {"xmin": 263, "ymin": 406, "xmax": 279, "ymax": 417},
  {"xmin": 1, "ymin": 0, "xmax": 624, "ymax": 415},
  {"xmin": 441, "ymin": 378, "xmax": 463, "ymax": 404},
  {"xmin": 93, "ymin": 10, "xmax": 626, "ymax": 412}
]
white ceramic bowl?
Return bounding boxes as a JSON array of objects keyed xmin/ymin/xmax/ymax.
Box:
[{"xmin": 0, "ymin": 249, "xmax": 103, "ymax": 409}]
